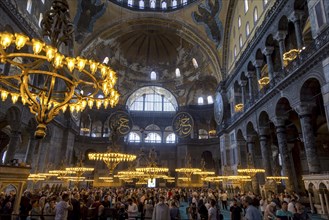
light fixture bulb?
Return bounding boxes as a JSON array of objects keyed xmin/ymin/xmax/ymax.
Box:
[
  {"xmin": 45, "ymin": 46, "xmax": 57, "ymax": 61},
  {"xmin": 14, "ymin": 33, "xmax": 29, "ymax": 50},
  {"xmin": 66, "ymin": 57, "xmax": 76, "ymax": 72},
  {"xmin": 0, "ymin": 32, "xmax": 14, "ymax": 49},
  {"xmin": 32, "ymin": 39, "xmax": 44, "ymax": 54},
  {"xmin": 53, "ymin": 53, "xmax": 64, "ymax": 68}
]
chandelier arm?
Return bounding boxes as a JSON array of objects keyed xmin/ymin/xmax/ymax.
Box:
[{"xmin": 0, "ymin": 78, "xmax": 20, "ymax": 90}]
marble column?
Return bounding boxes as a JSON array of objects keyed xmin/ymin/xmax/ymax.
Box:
[
  {"xmin": 239, "ymin": 80, "xmax": 247, "ymax": 107},
  {"xmin": 262, "ymin": 47, "xmax": 275, "ymax": 84},
  {"xmin": 246, "ymin": 71, "xmax": 255, "ymax": 102},
  {"xmin": 24, "ymin": 135, "xmax": 39, "ymax": 165},
  {"xmin": 296, "ymin": 103, "xmax": 320, "ymax": 173},
  {"xmin": 324, "ymin": 193, "xmax": 329, "ymax": 214},
  {"xmin": 247, "ymin": 135, "xmax": 256, "ymax": 166},
  {"xmin": 274, "ymin": 31, "xmax": 287, "ymax": 69},
  {"xmin": 289, "ymin": 11, "xmax": 304, "ymax": 49},
  {"xmin": 4, "ymin": 130, "xmax": 21, "ymax": 164},
  {"xmin": 253, "ymin": 60, "xmax": 263, "ymax": 91},
  {"xmin": 247, "ymin": 135, "xmax": 260, "ymax": 195},
  {"xmin": 309, "ymin": 192, "xmax": 315, "ymax": 213},
  {"xmin": 273, "ymin": 117, "xmax": 295, "ymax": 192},
  {"xmin": 259, "ymin": 127, "xmax": 273, "ymax": 176},
  {"xmin": 319, "ymin": 193, "xmax": 325, "ymax": 214}
]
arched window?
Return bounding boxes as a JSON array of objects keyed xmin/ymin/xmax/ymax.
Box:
[
  {"xmin": 198, "ymin": 129, "xmax": 208, "ymax": 139},
  {"xmin": 172, "ymin": 0, "xmax": 177, "ymax": 8},
  {"xmin": 207, "ymin": 96, "xmax": 213, "ymax": 104},
  {"xmin": 150, "ymin": 71, "xmax": 157, "ymax": 80},
  {"xmin": 234, "ymin": 45, "xmax": 237, "ymax": 59},
  {"xmin": 197, "ymin": 97, "xmax": 204, "ymax": 105},
  {"xmin": 127, "ymin": 86, "xmax": 178, "ymax": 111},
  {"xmin": 244, "ymin": 0, "xmax": 249, "ymax": 13},
  {"xmin": 26, "ymin": 0, "xmax": 32, "ymax": 13},
  {"xmin": 150, "ymin": 0, "xmax": 156, "ymax": 8},
  {"xmin": 145, "ymin": 132, "xmax": 161, "ymax": 143},
  {"xmin": 139, "ymin": 0, "xmax": 144, "ymax": 9},
  {"xmin": 128, "ymin": 132, "xmax": 141, "ymax": 143},
  {"xmin": 38, "ymin": 13, "xmax": 43, "ymax": 27},
  {"xmin": 254, "ymin": 7, "xmax": 258, "ymax": 24},
  {"xmin": 161, "ymin": 1, "xmax": 167, "ymax": 9},
  {"xmin": 264, "ymin": 0, "xmax": 268, "ymax": 6},
  {"xmin": 166, "ymin": 133, "xmax": 176, "ymax": 143},
  {"xmin": 192, "ymin": 58, "xmax": 198, "ymax": 68},
  {"xmin": 2, "ymin": 150, "xmax": 7, "ymax": 164},
  {"xmin": 175, "ymin": 68, "xmax": 181, "ymax": 78},
  {"xmin": 128, "ymin": 0, "xmax": 133, "ymax": 6},
  {"xmin": 246, "ymin": 22, "xmax": 250, "ymax": 37},
  {"xmin": 239, "ymin": 35, "xmax": 243, "ymax": 48},
  {"xmin": 238, "ymin": 16, "xmax": 241, "ymax": 28},
  {"xmin": 103, "ymin": 57, "xmax": 109, "ymax": 64}
]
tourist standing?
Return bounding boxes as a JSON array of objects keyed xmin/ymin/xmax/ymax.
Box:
[
  {"xmin": 55, "ymin": 193, "xmax": 73, "ymax": 220},
  {"xmin": 152, "ymin": 196, "xmax": 170, "ymax": 220},
  {"xmin": 243, "ymin": 196, "xmax": 262, "ymax": 220}
]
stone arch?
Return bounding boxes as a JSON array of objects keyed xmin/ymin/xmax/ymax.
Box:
[
  {"xmin": 275, "ymin": 97, "xmax": 292, "ymax": 117},
  {"xmin": 308, "ymin": 182, "xmax": 315, "ymax": 196},
  {"xmin": 300, "ymin": 78, "xmax": 322, "ymax": 102},
  {"xmin": 259, "ymin": 111, "xmax": 271, "ymax": 128},
  {"xmin": 278, "ymin": 16, "xmax": 289, "ymax": 31}
]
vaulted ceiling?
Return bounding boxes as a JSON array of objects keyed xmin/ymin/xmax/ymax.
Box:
[{"xmin": 67, "ymin": 0, "xmax": 234, "ymax": 106}]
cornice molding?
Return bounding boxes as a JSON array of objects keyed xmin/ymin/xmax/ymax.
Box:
[{"xmin": 0, "ymin": 0, "xmax": 40, "ymax": 38}]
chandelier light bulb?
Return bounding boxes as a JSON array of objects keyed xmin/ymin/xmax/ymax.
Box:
[
  {"xmin": 45, "ymin": 46, "xmax": 57, "ymax": 61},
  {"xmin": 0, "ymin": 32, "xmax": 13, "ymax": 49},
  {"xmin": 14, "ymin": 33, "xmax": 29, "ymax": 50},
  {"xmin": 89, "ymin": 61, "xmax": 99, "ymax": 74},
  {"xmin": 66, "ymin": 57, "xmax": 76, "ymax": 72},
  {"xmin": 32, "ymin": 39, "xmax": 44, "ymax": 54}
]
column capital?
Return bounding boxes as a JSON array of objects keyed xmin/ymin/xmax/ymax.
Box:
[
  {"xmin": 274, "ymin": 31, "xmax": 288, "ymax": 41},
  {"xmin": 259, "ymin": 127, "xmax": 270, "ymax": 136},
  {"xmin": 295, "ymin": 102, "xmax": 316, "ymax": 117},
  {"xmin": 239, "ymin": 80, "xmax": 248, "ymax": 87},
  {"xmin": 247, "ymin": 134, "xmax": 257, "ymax": 143},
  {"xmin": 263, "ymin": 47, "xmax": 274, "ymax": 56},
  {"xmin": 288, "ymin": 10, "xmax": 304, "ymax": 23},
  {"xmin": 253, "ymin": 60, "xmax": 263, "ymax": 68},
  {"xmin": 273, "ymin": 117, "xmax": 287, "ymax": 127}
]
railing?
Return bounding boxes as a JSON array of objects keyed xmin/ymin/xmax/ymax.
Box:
[{"xmin": 222, "ymin": 26, "xmax": 329, "ymax": 130}]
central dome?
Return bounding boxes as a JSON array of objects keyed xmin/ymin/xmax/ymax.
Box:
[{"xmin": 112, "ymin": 29, "xmax": 188, "ymax": 67}]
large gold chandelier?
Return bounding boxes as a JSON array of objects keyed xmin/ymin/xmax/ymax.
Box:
[
  {"xmin": 88, "ymin": 126, "xmax": 137, "ymax": 175},
  {"xmin": 0, "ymin": 0, "xmax": 119, "ymax": 139}
]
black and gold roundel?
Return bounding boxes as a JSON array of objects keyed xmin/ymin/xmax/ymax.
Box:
[
  {"xmin": 109, "ymin": 111, "xmax": 133, "ymax": 136},
  {"xmin": 172, "ymin": 112, "xmax": 194, "ymax": 138}
]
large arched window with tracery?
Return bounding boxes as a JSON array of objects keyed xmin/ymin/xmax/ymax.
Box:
[
  {"xmin": 166, "ymin": 133, "xmax": 176, "ymax": 143},
  {"xmin": 145, "ymin": 132, "xmax": 161, "ymax": 143},
  {"xmin": 127, "ymin": 86, "xmax": 178, "ymax": 111},
  {"xmin": 128, "ymin": 132, "xmax": 141, "ymax": 143}
]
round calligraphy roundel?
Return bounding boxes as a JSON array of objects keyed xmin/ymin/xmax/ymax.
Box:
[
  {"xmin": 109, "ymin": 111, "xmax": 133, "ymax": 136},
  {"xmin": 172, "ymin": 112, "xmax": 194, "ymax": 138},
  {"xmin": 214, "ymin": 92, "xmax": 224, "ymax": 125}
]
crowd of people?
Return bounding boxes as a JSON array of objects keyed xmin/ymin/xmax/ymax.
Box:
[{"xmin": 0, "ymin": 186, "xmax": 312, "ymax": 220}]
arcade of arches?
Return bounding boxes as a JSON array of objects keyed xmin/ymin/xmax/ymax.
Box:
[{"xmin": 1, "ymin": 0, "xmax": 329, "ymax": 217}]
